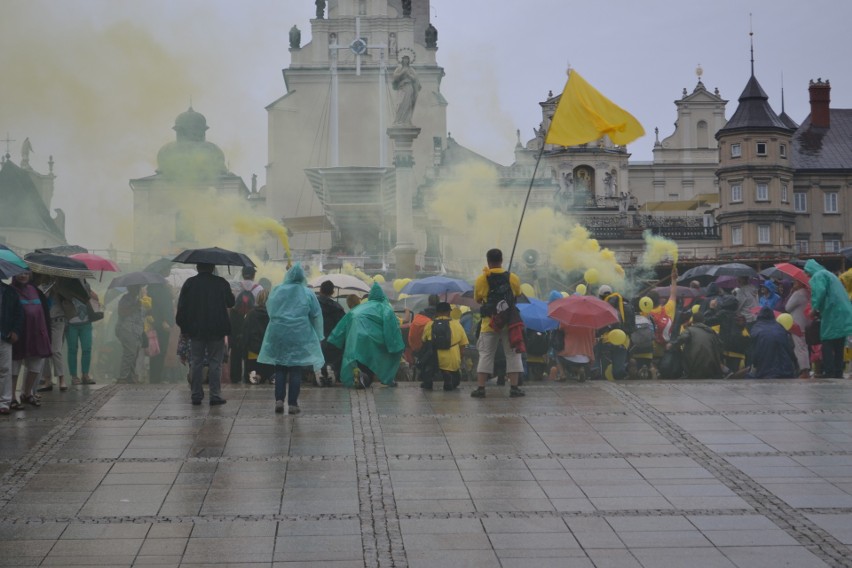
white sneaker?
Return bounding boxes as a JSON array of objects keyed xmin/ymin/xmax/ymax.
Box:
[{"xmin": 249, "ymin": 371, "xmax": 259, "ymax": 385}]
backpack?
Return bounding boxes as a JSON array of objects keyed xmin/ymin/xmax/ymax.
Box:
[
  {"xmin": 484, "ymin": 271, "xmax": 515, "ymax": 330},
  {"xmin": 649, "ymin": 310, "xmax": 673, "ymax": 345},
  {"xmin": 234, "ymin": 285, "xmax": 260, "ymax": 318},
  {"xmin": 525, "ymin": 330, "xmax": 549, "ymax": 356},
  {"xmin": 630, "ymin": 315, "xmax": 655, "ymax": 353},
  {"xmin": 549, "ymin": 328, "xmax": 565, "ymax": 352},
  {"xmin": 431, "ymin": 319, "xmax": 453, "ymax": 350}
]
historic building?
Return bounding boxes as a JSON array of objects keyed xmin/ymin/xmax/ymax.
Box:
[
  {"xmin": 0, "ymin": 140, "xmax": 66, "ymax": 251},
  {"xmin": 130, "ymin": 107, "xmax": 249, "ymax": 257}
]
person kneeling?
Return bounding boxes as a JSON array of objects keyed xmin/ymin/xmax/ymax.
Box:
[{"xmin": 422, "ymin": 302, "xmax": 468, "ymax": 391}]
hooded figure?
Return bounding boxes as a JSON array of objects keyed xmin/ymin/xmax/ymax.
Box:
[
  {"xmin": 804, "ymin": 259, "xmax": 852, "ymax": 377},
  {"xmin": 748, "ymin": 307, "xmax": 797, "ymax": 378},
  {"xmin": 257, "ymin": 263, "xmax": 324, "ymax": 372},
  {"xmin": 328, "ymin": 282, "xmax": 404, "ymax": 387},
  {"xmin": 758, "ymin": 280, "xmax": 781, "ymax": 310}
]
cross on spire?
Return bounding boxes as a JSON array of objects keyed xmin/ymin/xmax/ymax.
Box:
[
  {"xmin": 749, "ymin": 13, "xmax": 755, "ymax": 76},
  {"xmin": 2, "ymin": 132, "xmax": 15, "ymax": 155}
]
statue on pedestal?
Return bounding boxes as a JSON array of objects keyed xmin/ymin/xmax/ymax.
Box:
[
  {"xmin": 289, "ymin": 25, "xmax": 301, "ymax": 49},
  {"xmin": 20, "ymin": 137, "xmax": 33, "ymax": 169},
  {"xmin": 425, "ymin": 24, "xmax": 438, "ymax": 48},
  {"xmin": 392, "ymin": 56, "xmax": 421, "ymax": 125},
  {"xmin": 315, "ymin": 0, "xmax": 325, "ymax": 19}
]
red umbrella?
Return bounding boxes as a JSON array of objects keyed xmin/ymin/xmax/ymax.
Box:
[
  {"xmin": 70, "ymin": 253, "xmax": 120, "ymax": 272},
  {"xmin": 547, "ymin": 295, "xmax": 619, "ymax": 329},
  {"xmin": 774, "ymin": 262, "xmax": 810, "ymax": 288}
]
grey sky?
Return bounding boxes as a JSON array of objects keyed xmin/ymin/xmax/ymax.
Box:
[{"xmin": 1, "ymin": 0, "xmax": 849, "ymax": 249}]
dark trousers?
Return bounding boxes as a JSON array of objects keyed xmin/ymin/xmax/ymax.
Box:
[
  {"xmin": 274, "ymin": 365, "xmax": 302, "ymax": 406},
  {"xmin": 190, "ymin": 338, "xmax": 225, "ymax": 403},
  {"xmin": 821, "ymin": 337, "xmax": 846, "ymax": 378}
]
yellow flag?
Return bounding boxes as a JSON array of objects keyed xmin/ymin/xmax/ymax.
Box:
[{"xmin": 545, "ymin": 70, "xmax": 644, "ymax": 147}]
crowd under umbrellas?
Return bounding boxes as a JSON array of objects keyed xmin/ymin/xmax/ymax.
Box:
[{"xmin": 3, "ymin": 240, "xmax": 852, "ymax": 417}]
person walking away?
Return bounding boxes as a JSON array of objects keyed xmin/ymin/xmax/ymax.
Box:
[
  {"xmin": 804, "ymin": 260, "xmax": 852, "ymax": 378},
  {"xmin": 37, "ymin": 275, "xmax": 74, "ymax": 392},
  {"xmin": 229, "ymin": 266, "xmax": 262, "ymax": 384},
  {"xmin": 0, "ymin": 278, "xmax": 23, "ymax": 414},
  {"xmin": 421, "ymin": 302, "xmax": 468, "ymax": 391},
  {"xmin": 257, "ymin": 263, "xmax": 324, "ymax": 414},
  {"xmin": 471, "ymin": 248, "xmax": 525, "ymax": 398},
  {"xmin": 66, "ymin": 281, "xmax": 99, "ymax": 387},
  {"xmin": 784, "ymin": 280, "xmax": 812, "ymax": 377},
  {"xmin": 243, "ymin": 289, "xmax": 273, "ymax": 384},
  {"xmin": 10, "ymin": 271, "xmax": 51, "ymax": 408},
  {"xmin": 328, "ymin": 282, "xmax": 404, "ymax": 388},
  {"xmin": 115, "ymin": 285, "xmax": 144, "ymax": 384},
  {"xmin": 317, "ymin": 280, "xmax": 345, "ymax": 386},
  {"xmin": 176, "ymin": 263, "xmax": 235, "ymax": 405},
  {"xmin": 667, "ymin": 312, "xmax": 723, "ymax": 379},
  {"xmin": 747, "ymin": 307, "xmax": 798, "ymax": 378}
]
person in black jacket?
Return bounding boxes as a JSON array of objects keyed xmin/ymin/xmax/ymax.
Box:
[
  {"xmin": 0, "ymin": 280, "xmax": 24, "ymax": 414},
  {"xmin": 243, "ymin": 289, "xmax": 272, "ymax": 384},
  {"xmin": 176, "ymin": 263, "xmax": 235, "ymax": 406},
  {"xmin": 317, "ymin": 280, "xmax": 345, "ymax": 386}
]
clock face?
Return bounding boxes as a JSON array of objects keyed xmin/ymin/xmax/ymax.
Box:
[
  {"xmin": 350, "ymin": 38, "xmax": 368, "ymax": 55},
  {"xmin": 396, "ymin": 47, "xmax": 416, "ymax": 64}
]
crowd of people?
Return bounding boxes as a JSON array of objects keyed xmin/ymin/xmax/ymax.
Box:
[{"xmin": 3, "ymin": 248, "xmax": 852, "ymax": 416}]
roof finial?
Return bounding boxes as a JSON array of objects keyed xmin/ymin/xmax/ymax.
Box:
[
  {"xmin": 781, "ymin": 71, "xmax": 785, "ymax": 113},
  {"xmin": 749, "ymin": 13, "xmax": 755, "ymax": 76},
  {"xmin": 189, "ymin": 95, "xmax": 193, "ymax": 111}
]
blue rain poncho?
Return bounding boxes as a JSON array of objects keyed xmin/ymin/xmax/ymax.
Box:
[
  {"xmin": 804, "ymin": 259, "xmax": 852, "ymax": 341},
  {"xmin": 257, "ymin": 263, "xmax": 325, "ymax": 371},
  {"xmin": 327, "ymin": 282, "xmax": 404, "ymax": 386}
]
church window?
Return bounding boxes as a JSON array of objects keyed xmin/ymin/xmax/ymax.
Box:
[
  {"xmin": 757, "ymin": 224, "xmax": 771, "ymax": 244},
  {"xmin": 756, "ymin": 142, "xmax": 767, "ymax": 156},
  {"xmin": 794, "ymin": 192, "xmax": 807, "ymax": 212},
  {"xmin": 731, "ymin": 225, "xmax": 743, "ymax": 245},
  {"xmin": 756, "ymin": 183, "xmax": 769, "ymax": 202},
  {"xmin": 825, "ymin": 192, "xmax": 839, "ymax": 213},
  {"xmin": 779, "ymin": 144, "xmax": 787, "ymax": 158},
  {"xmin": 731, "ymin": 143, "xmax": 742, "ymax": 158},
  {"xmin": 781, "ymin": 184, "xmax": 789, "ymax": 203},
  {"xmin": 730, "ymin": 184, "xmax": 742, "ymax": 203},
  {"xmin": 697, "ymin": 120, "xmax": 709, "ymax": 148}
]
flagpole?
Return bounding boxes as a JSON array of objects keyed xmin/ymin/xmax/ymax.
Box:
[{"xmin": 507, "ymin": 141, "xmax": 546, "ymax": 272}]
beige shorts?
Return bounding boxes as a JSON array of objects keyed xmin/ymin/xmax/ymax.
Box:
[
  {"xmin": 476, "ymin": 330, "xmax": 524, "ymax": 375},
  {"xmin": 13, "ymin": 357, "xmax": 45, "ymax": 375}
]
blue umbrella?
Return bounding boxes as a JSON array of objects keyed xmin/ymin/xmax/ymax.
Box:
[
  {"xmin": 0, "ymin": 258, "xmax": 27, "ymax": 279},
  {"xmin": 401, "ymin": 276, "xmax": 472, "ymax": 296},
  {"xmin": 0, "ymin": 245, "xmax": 28, "ymax": 269},
  {"xmin": 517, "ymin": 298, "xmax": 559, "ymax": 332}
]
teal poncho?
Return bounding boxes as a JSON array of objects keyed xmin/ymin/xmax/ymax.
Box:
[
  {"xmin": 327, "ymin": 282, "xmax": 404, "ymax": 386},
  {"xmin": 804, "ymin": 259, "xmax": 852, "ymax": 341},
  {"xmin": 257, "ymin": 263, "xmax": 325, "ymax": 371}
]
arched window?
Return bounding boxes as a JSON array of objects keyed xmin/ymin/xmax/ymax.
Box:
[{"xmin": 697, "ymin": 120, "xmax": 709, "ymax": 148}]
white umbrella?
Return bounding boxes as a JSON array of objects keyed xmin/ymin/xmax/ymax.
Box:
[{"xmin": 309, "ymin": 274, "xmax": 371, "ymax": 293}]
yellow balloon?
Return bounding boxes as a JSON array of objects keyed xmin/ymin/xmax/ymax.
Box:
[
  {"xmin": 520, "ymin": 283, "xmax": 536, "ymax": 298},
  {"xmin": 777, "ymin": 313, "xmax": 794, "ymax": 331},
  {"xmin": 575, "ymin": 284, "xmax": 587, "ymax": 296},
  {"xmin": 691, "ymin": 304, "xmax": 701, "ymax": 314},
  {"xmin": 607, "ymin": 329, "xmax": 628, "ymax": 346},
  {"xmin": 373, "ymin": 274, "xmax": 385, "ymax": 283},
  {"xmin": 561, "ymin": 291, "xmax": 570, "ymax": 298},
  {"xmin": 398, "ymin": 293, "xmax": 409, "ymax": 300},
  {"xmin": 393, "ymin": 279, "xmax": 406, "ymax": 292},
  {"xmin": 639, "ymin": 296, "xmax": 653, "ymax": 314},
  {"xmin": 584, "ymin": 268, "xmax": 599, "ymax": 285}
]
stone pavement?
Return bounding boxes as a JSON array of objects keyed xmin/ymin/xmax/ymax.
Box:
[{"xmin": 2, "ymin": 380, "xmax": 852, "ymax": 567}]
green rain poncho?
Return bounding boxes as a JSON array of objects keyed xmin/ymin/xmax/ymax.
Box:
[
  {"xmin": 804, "ymin": 259, "xmax": 852, "ymax": 341},
  {"xmin": 328, "ymin": 282, "xmax": 404, "ymax": 386},
  {"xmin": 257, "ymin": 263, "xmax": 325, "ymax": 371}
]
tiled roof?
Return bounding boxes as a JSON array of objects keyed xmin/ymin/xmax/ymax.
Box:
[
  {"xmin": 0, "ymin": 159, "xmax": 64, "ymax": 240},
  {"xmin": 792, "ymin": 109, "xmax": 852, "ymax": 170},
  {"xmin": 717, "ymin": 75, "xmax": 792, "ymax": 134}
]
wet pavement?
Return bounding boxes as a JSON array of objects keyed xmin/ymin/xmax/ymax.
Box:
[{"xmin": 2, "ymin": 379, "xmax": 852, "ymax": 567}]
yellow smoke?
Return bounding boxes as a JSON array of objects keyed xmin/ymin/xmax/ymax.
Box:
[
  {"xmin": 233, "ymin": 216, "xmax": 291, "ymax": 263},
  {"xmin": 640, "ymin": 230, "xmax": 678, "ymax": 267},
  {"xmin": 427, "ymin": 162, "xmax": 625, "ymax": 288},
  {"xmin": 340, "ymin": 262, "xmax": 374, "ymax": 285}
]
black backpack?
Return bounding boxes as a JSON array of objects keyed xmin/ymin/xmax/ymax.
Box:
[
  {"xmin": 549, "ymin": 328, "xmax": 565, "ymax": 352},
  {"xmin": 234, "ymin": 287, "xmax": 258, "ymax": 318},
  {"xmin": 483, "ymin": 272, "xmax": 516, "ymax": 329},
  {"xmin": 525, "ymin": 330, "xmax": 549, "ymax": 356},
  {"xmin": 431, "ymin": 319, "xmax": 453, "ymax": 350}
]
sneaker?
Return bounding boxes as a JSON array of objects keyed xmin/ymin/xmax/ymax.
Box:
[
  {"xmin": 81, "ymin": 377, "xmax": 96, "ymax": 385},
  {"xmin": 249, "ymin": 371, "xmax": 259, "ymax": 385},
  {"xmin": 275, "ymin": 400, "xmax": 284, "ymax": 414},
  {"xmin": 71, "ymin": 376, "xmax": 82, "ymax": 385},
  {"xmin": 288, "ymin": 405, "xmax": 301, "ymax": 415},
  {"xmin": 510, "ymin": 386, "xmax": 526, "ymax": 397},
  {"xmin": 470, "ymin": 387, "xmax": 486, "ymax": 398},
  {"xmin": 209, "ymin": 399, "xmax": 227, "ymax": 406}
]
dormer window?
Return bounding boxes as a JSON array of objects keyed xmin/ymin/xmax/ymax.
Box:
[
  {"xmin": 731, "ymin": 143, "xmax": 742, "ymax": 158},
  {"xmin": 756, "ymin": 142, "xmax": 767, "ymax": 156},
  {"xmin": 779, "ymin": 144, "xmax": 787, "ymax": 158}
]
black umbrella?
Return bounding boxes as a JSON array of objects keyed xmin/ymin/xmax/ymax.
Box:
[
  {"xmin": 172, "ymin": 247, "xmax": 255, "ymax": 268},
  {"xmin": 142, "ymin": 257, "xmax": 174, "ymax": 275},
  {"xmin": 678, "ymin": 263, "xmax": 756, "ymax": 285},
  {"xmin": 108, "ymin": 271, "xmax": 168, "ymax": 290},
  {"xmin": 24, "ymin": 253, "xmax": 93, "ymax": 279},
  {"xmin": 34, "ymin": 244, "xmax": 88, "ymax": 256}
]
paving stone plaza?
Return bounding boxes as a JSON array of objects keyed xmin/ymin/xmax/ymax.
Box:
[{"xmin": 3, "ymin": 380, "xmax": 852, "ymax": 567}]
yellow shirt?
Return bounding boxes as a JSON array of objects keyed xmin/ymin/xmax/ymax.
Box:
[
  {"xmin": 423, "ymin": 316, "xmax": 469, "ymax": 372},
  {"xmin": 473, "ymin": 267, "xmax": 522, "ymax": 334}
]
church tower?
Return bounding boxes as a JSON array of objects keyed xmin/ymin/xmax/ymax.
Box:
[
  {"xmin": 715, "ymin": 55, "xmax": 796, "ymax": 255},
  {"xmin": 266, "ymin": 0, "xmax": 447, "ymax": 256}
]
